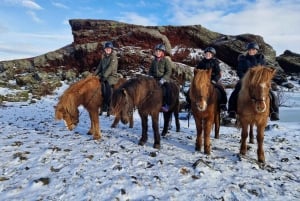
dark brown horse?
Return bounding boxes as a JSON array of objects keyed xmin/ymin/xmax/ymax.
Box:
[
  {"xmin": 189, "ymin": 69, "xmax": 221, "ymax": 154},
  {"xmin": 55, "ymin": 75, "xmax": 103, "ymax": 140},
  {"xmin": 237, "ymin": 65, "xmax": 276, "ymax": 163},
  {"xmin": 110, "ymin": 76, "xmax": 180, "ymax": 148}
]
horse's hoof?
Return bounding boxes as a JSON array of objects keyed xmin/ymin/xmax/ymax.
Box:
[
  {"xmin": 93, "ymin": 135, "xmax": 101, "ymax": 140},
  {"xmin": 87, "ymin": 132, "xmax": 92, "ymax": 135},
  {"xmin": 153, "ymin": 143, "xmax": 160, "ymax": 149},
  {"xmin": 138, "ymin": 140, "xmax": 146, "ymax": 146},
  {"xmin": 111, "ymin": 124, "xmax": 116, "ymax": 128},
  {"xmin": 195, "ymin": 146, "xmax": 201, "ymax": 151},
  {"xmin": 161, "ymin": 132, "xmax": 167, "ymax": 137},
  {"xmin": 176, "ymin": 128, "xmax": 180, "ymax": 132}
]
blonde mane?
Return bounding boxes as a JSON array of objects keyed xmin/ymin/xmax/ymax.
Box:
[{"xmin": 241, "ymin": 65, "xmax": 275, "ymax": 91}]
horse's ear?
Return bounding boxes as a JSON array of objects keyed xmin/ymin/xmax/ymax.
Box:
[
  {"xmin": 269, "ymin": 67, "xmax": 277, "ymax": 76},
  {"xmin": 193, "ymin": 68, "xmax": 198, "ymax": 75},
  {"xmin": 122, "ymin": 88, "xmax": 127, "ymax": 96},
  {"xmin": 207, "ymin": 68, "xmax": 212, "ymax": 76}
]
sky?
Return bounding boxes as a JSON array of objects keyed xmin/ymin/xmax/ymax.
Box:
[
  {"xmin": 0, "ymin": 0, "xmax": 300, "ymax": 61},
  {"xmin": 0, "ymin": 72, "xmax": 300, "ymax": 200}
]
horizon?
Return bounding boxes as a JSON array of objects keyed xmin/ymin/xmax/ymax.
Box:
[{"xmin": 1, "ymin": 0, "xmax": 300, "ymax": 61}]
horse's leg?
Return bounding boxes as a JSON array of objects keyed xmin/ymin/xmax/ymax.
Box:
[
  {"xmin": 249, "ymin": 123, "xmax": 254, "ymax": 144},
  {"xmin": 89, "ymin": 110, "xmax": 101, "ymax": 140},
  {"xmin": 111, "ymin": 116, "xmax": 120, "ymax": 128},
  {"xmin": 138, "ymin": 113, "xmax": 148, "ymax": 146},
  {"xmin": 204, "ymin": 118, "xmax": 213, "ymax": 155},
  {"xmin": 195, "ymin": 115, "xmax": 203, "ymax": 151},
  {"xmin": 240, "ymin": 121, "xmax": 248, "ymax": 156},
  {"xmin": 174, "ymin": 106, "xmax": 180, "ymax": 132},
  {"xmin": 161, "ymin": 112, "xmax": 171, "ymax": 136},
  {"xmin": 257, "ymin": 124, "xmax": 265, "ymax": 163},
  {"xmin": 152, "ymin": 113, "xmax": 160, "ymax": 149},
  {"xmin": 214, "ymin": 111, "xmax": 220, "ymax": 139},
  {"xmin": 129, "ymin": 113, "xmax": 134, "ymax": 128}
]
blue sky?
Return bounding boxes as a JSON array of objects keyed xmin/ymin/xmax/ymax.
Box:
[{"xmin": 0, "ymin": 0, "xmax": 300, "ymax": 61}]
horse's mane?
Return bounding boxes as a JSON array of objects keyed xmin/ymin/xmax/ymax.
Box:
[
  {"xmin": 57, "ymin": 75, "xmax": 99, "ymax": 115},
  {"xmin": 111, "ymin": 76, "xmax": 157, "ymax": 113},
  {"xmin": 241, "ymin": 65, "xmax": 275, "ymax": 90},
  {"xmin": 190, "ymin": 69, "xmax": 211, "ymax": 96}
]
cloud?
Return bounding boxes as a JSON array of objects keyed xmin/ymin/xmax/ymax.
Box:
[
  {"xmin": 117, "ymin": 12, "xmax": 158, "ymax": 26},
  {"xmin": 166, "ymin": 0, "xmax": 300, "ymax": 54},
  {"xmin": 26, "ymin": 10, "xmax": 42, "ymax": 23},
  {"xmin": 4, "ymin": 0, "xmax": 43, "ymax": 10},
  {"xmin": 52, "ymin": 2, "xmax": 69, "ymax": 9},
  {"xmin": 22, "ymin": 0, "xmax": 43, "ymax": 10}
]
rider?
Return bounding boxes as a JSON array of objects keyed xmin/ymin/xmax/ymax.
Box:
[
  {"xmin": 148, "ymin": 43, "xmax": 172, "ymax": 112},
  {"xmin": 196, "ymin": 47, "xmax": 227, "ymax": 111},
  {"xmin": 228, "ymin": 42, "xmax": 279, "ymax": 121},
  {"xmin": 94, "ymin": 41, "xmax": 120, "ymax": 111}
]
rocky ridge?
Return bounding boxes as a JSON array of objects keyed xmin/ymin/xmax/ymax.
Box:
[{"xmin": 0, "ymin": 19, "xmax": 299, "ymax": 103}]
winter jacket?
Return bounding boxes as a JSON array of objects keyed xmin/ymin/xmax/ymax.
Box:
[
  {"xmin": 148, "ymin": 56, "xmax": 172, "ymax": 81},
  {"xmin": 237, "ymin": 53, "xmax": 266, "ymax": 79},
  {"xmin": 94, "ymin": 51, "xmax": 119, "ymax": 85},
  {"xmin": 196, "ymin": 57, "xmax": 221, "ymax": 83}
]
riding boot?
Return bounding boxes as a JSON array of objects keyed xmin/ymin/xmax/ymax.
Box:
[
  {"xmin": 215, "ymin": 83, "xmax": 228, "ymax": 111},
  {"xmin": 228, "ymin": 81, "xmax": 241, "ymax": 118},
  {"xmin": 161, "ymin": 84, "xmax": 169, "ymax": 112},
  {"xmin": 269, "ymin": 91, "xmax": 279, "ymax": 121}
]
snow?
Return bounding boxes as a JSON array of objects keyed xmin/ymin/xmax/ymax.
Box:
[{"xmin": 0, "ymin": 81, "xmax": 300, "ymax": 201}]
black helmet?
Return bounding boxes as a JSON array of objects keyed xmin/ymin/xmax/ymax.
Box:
[
  {"xmin": 104, "ymin": 41, "xmax": 113, "ymax": 49},
  {"xmin": 246, "ymin": 42, "xmax": 259, "ymax": 50},
  {"xmin": 204, "ymin": 47, "xmax": 216, "ymax": 55},
  {"xmin": 155, "ymin": 44, "xmax": 166, "ymax": 52}
]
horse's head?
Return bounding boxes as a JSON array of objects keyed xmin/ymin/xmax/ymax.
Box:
[
  {"xmin": 55, "ymin": 104, "xmax": 79, "ymax": 130},
  {"xmin": 111, "ymin": 88, "xmax": 133, "ymax": 125},
  {"xmin": 243, "ymin": 66, "xmax": 276, "ymax": 113},
  {"xmin": 190, "ymin": 68, "xmax": 212, "ymax": 111}
]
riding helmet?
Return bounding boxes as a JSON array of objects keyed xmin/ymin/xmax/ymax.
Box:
[
  {"xmin": 104, "ymin": 41, "xmax": 114, "ymax": 49},
  {"xmin": 155, "ymin": 44, "xmax": 166, "ymax": 52},
  {"xmin": 246, "ymin": 42, "xmax": 259, "ymax": 50},
  {"xmin": 204, "ymin": 47, "xmax": 216, "ymax": 55}
]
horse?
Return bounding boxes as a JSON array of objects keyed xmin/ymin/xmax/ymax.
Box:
[
  {"xmin": 189, "ymin": 68, "xmax": 221, "ymax": 154},
  {"xmin": 55, "ymin": 75, "xmax": 103, "ymax": 140},
  {"xmin": 110, "ymin": 76, "xmax": 180, "ymax": 148},
  {"xmin": 237, "ymin": 65, "xmax": 276, "ymax": 163}
]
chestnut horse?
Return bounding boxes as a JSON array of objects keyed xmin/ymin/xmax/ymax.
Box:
[
  {"xmin": 189, "ymin": 69, "xmax": 221, "ymax": 154},
  {"xmin": 237, "ymin": 65, "xmax": 276, "ymax": 163},
  {"xmin": 110, "ymin": 76, "xmax": 180, "ymax": 148},
  {"xmin": 55, "ymin": 75, "xmax": 103, "ymax": 140}
]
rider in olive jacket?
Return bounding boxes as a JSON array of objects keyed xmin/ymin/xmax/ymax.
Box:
[{"xmin": 148, "ymin": 44, "xmax": 172, "ymax": 112}]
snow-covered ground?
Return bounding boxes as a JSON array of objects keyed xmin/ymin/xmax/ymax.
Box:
[{"xmin": 0, "ymin": 81, "xmax": 299, "ymax": 201}]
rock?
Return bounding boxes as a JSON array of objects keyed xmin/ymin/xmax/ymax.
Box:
[{"xmin": 276, "ymin": 50, "xmax": 300, "ymax": 74}]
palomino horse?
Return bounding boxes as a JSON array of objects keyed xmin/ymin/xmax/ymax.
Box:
[
  {"xmin": 189, "ymin": 69, "xmax": 221, "ymax": 154},
  {"xmin": 237, "ymin": 65, "xmax": 276, "ymax": 163},
  {"xmin": 110, "ymin": 76, "xmax": 180, "ymax": 148},
  {"xmin": 55, "ymin": 75, "xmax": 103, "ymax": 140}
]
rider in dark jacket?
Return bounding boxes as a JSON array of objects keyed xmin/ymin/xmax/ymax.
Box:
[
  {"xmin": 196, "ymin": 47, "xmax": 227, "ymax": 111},
  {"xmin": 228, "ymin": 42, "xmax": 279, "ymax": 121}
]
